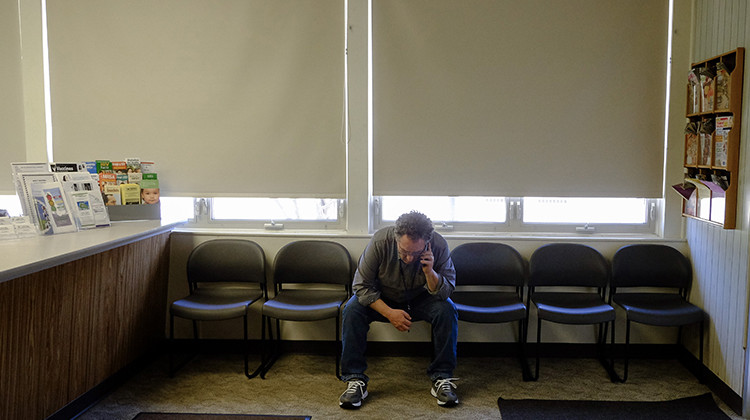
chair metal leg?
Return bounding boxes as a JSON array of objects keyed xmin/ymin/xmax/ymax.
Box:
[
  {"xmin": 518, "ymin": 318, "xmax": 533, "ymax": 381},
  {"xmin": 598, "ymin": 320, "xmax": 620, "ymax": 383},
  {"xmin": 243, "ymin": 313, "xmax": 252, "ymax": 378},
  {"xmin": 168, "ymin": 314, "xmax": 175, "ymax": 377},
  {"xmin": 532, "ymin": 317, "xmax": 541, "ymax": 381},
  {"xmin": 248, "ymin": 315, "xmax": 269, "ymax": 379},
  {"xmin": 260, "ymin": 318, "xmax": 281, "ymax": 378},
  {"xmin": 622, "ymin": 319, "xmax": 631, "ymax": 382}
]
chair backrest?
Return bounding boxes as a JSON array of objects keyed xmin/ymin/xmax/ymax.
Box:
[
  {"xmin": 273, "ymin": 240, "xmax": 353, "ymax": 287},
  {"xmin": 528, "ymin": 243, "xmax": 608, "ymax": 288},
  {"xmin": 450, "ymin": 242, "xmax": 525, "ymax": 287},
  {"xmin": 187, "ymin": 239, "xmax": 267, "ymax": 285},
  {"xmin": 611, "ymin": 244, "xmax": 691, "ymax": 289}
]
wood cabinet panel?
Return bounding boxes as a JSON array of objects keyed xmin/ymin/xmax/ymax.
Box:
[{"xmin": 0, "ymin": 232, "xmax": 170, "ymax": 420}]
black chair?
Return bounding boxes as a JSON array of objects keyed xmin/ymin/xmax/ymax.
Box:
[
  {"xmin": 610, "ymin": 244, "xmax": 705, "ymax": 382},
  {"xmin": 450, "ymin": 242, "xmax": 532, "ymax": 380},
  {"xmin": 527, "ymin": 243, "xmax": 618, "ymax": 381},
  {"xmin": 169, "ymin": 239, "xmax": 268, "ymax": 378},
  {"xmin": 252, "ymin": 240, "xmax": 353, "ymax": 379}
]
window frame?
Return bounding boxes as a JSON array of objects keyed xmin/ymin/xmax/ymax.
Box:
[
  {"xmin": 194, "ymin": 197, "xmax": 347, "ymax": 231},
  {"xmin": 373, "ymin": 196, "xmax": 658, "ymax": 235}
]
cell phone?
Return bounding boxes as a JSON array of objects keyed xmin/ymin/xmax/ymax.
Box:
[{"xmin": 420, "ymin": 242, "xmax": 430, "ymax": 266}]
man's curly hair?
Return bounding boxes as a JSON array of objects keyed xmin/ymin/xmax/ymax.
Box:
[{"xmin": 394, "ymin": 211, "xmax": 434, "ymax": 242}]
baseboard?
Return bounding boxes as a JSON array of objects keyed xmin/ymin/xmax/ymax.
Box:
[{"xmin": 678, "ymin": 346, "xmax": 742, "ymax": 416}]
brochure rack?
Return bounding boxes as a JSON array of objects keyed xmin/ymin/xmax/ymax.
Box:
[{"xmin": 678, "ymin": 48, "xmax": 744, "ymax": 229}]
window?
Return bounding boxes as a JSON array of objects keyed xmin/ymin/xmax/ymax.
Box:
[
  {"xmin": 522, "ymin": 198, "xmax": 649, "ymax": 224},
  {"xmin": 159, "ymin": 197, "xmax": 195, "ymax": 223},
  {"xmin": 206, "ymin": 197, "xmax": 343, "ymax": 229},
  {"xmin": 377, "ymin": 196, "xmax": 508, "ymax": 233},
  {"xmin": 376, "ymin": 196, "xmax": 655, "ymax": 235}
]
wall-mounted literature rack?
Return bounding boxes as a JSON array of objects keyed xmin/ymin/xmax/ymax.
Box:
[{"xmin": 676, "ymin": 48, "xmax": 744, "ymax": 229}]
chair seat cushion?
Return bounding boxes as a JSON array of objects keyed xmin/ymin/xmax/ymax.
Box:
[
  {"xmin": 613, "ymin": 293, "xmax": 704, "ymax": 326},
  {"xmin": 452, "ymin": 291, "xmax": 526, "ymax": 323},
  {"xmin": 171, "ymin": 287, "xmax": 263, "ymax": 321},
  {"xmin": 263, "ymin": 289, "xmax": 349, "ymax": 321},
  {"xmin": 532, "ymin": 292, "xmax": 615, "ymax": 325}
]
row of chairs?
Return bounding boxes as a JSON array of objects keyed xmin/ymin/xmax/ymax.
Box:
[
  {"xmin": 456, "ymin": 242, "xmax": 704, "ymax": 383},
  {"xmin": 169, "ymin": 239, "xmax": 352, "ymax": 379},
  {"xmin": 168, "ymin": 239, "xmax": 705, "ymax": 385}
]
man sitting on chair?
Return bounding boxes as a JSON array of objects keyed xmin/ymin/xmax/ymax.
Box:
[{"xmin": 339, "ymin": 211, "xmax": 459, "ymax": 409}]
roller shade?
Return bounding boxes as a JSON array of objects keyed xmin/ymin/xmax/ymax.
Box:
[
  {"xmin": 373, "ymin": 0, "xmax": 668, "ymax": 197},
  {"xmin": 1, "ymin": 0, "xmax": 26, "ymax": 194},
  {"xmin": 47, "ymin": 0, "xmax": 345, "ymax": 198}
]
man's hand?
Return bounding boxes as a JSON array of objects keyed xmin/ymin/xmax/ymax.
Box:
[{"xmin": 387, "ymin": 308, "xmax": 412, "ymax": 332}]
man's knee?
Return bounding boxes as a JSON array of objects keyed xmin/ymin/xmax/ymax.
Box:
[{"xmin": 342, "ymin": 297, "xmax": 372, "ymax": 325}]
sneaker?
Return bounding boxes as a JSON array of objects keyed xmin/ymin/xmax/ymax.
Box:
[
  {"xmin": 431, "ymin": 377, "xmax": 459, "ymax": 407},
  {"xmin": 339, "ymin": 379, "xmax": 368, "ymax": 409}
]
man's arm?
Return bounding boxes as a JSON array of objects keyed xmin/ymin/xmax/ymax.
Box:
[{"xmin": 369, "ymin": 298, "xmax": 412, "ymax": 332}]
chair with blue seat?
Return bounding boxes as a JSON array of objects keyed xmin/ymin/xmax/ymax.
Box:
[
  {"xmin": 252, "ymin": 240, "xmax": 353, "ymax": 379},
  {"xmin": 527, "ymin": 243, "xmax": 618, "ymax": 381},
  {"xmin": 169, "ymin": 239, "xmax": 268, "ymax": 378},
  {"xmin": 450, "ymin": 242, "xmax": 532, "ymax": 380},
  {"xmin": 610, "ymin": 244, "xmax": 705, "ymax": 382}
]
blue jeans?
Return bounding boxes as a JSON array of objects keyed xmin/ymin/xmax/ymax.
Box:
[{"xmin": 340, "ymin": 293, "xmax": 458, "ymax": 383}]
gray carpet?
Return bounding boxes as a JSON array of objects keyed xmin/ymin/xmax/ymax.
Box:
[{"xmin": 78, "ymin": 354, "xmax": 741, "ymax": 420}]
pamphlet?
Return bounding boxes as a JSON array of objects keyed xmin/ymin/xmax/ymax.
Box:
[
  {"xmin": 120, "ymin": 183, "xmax": 141, "ymax": 205},
  {"xmin": 59, "ymin": 172, "xmax": 110, "ymax": 228},
  {"xmin": 103, "ymin": 184, "xmax": 121, "ymax": 206},
  {"xmin": 714, "ymin": 116, "xmax": 733, "ymax": 168},
  {"xmin": 30, "ymin": 181, "xmax": 77, "ymax": 234},
  {"xmin": 14, "ymin": 172, "xmax": 60, "ymax": 217},
  {"xmin": 69, "ymin": 191, "xmax": 96, "ymax": 229}
]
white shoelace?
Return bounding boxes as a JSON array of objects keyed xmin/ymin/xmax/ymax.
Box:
[
  {"xmin": 345, "ymin": 379, "xmax": 366, "ymax": 395},
  {"xmin": 434, "ymin": 377, "xmax": 459, "ymax": 392}
]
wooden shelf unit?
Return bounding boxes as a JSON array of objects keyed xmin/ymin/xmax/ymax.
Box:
[{"xmin": 681, "ymin": 48, "xmax": 744, "ymax": 229}]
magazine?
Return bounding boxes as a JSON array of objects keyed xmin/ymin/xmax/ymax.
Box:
[
  {"xmin": 14, "ymin": 171, "xmax": 61, "ymax": 217},
  {"xmin": 111, "ymin": 161, "xmax": 127, "ymax": 174},
  {"xmin": 126, "ymin": 158, "xmax": 141, "ymax": 173},
  {"xmin": 30, "ymin": 181, "xmax": 77, "ymax": 234}
]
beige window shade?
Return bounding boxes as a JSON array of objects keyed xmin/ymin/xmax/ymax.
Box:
[
  {"xmin": 47, "ymin": 0, "xmax": 345, "ymax": 198},
  {"xmin": 373, "ymin": 0, "xmax": 668, "ymax": 198},
  {"xmin": 1, "ymin": 0, "xmax": 27, "ymax": 195}
]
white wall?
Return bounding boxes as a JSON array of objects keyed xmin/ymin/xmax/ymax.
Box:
[{"xmin": 685, "ymin": 0, "xmax": 750, "ymax": 400}]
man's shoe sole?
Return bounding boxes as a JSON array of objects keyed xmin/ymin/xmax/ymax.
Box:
[{"xmin": 431, "ymin": 388, "xmax": 459, "ymax": 407}]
